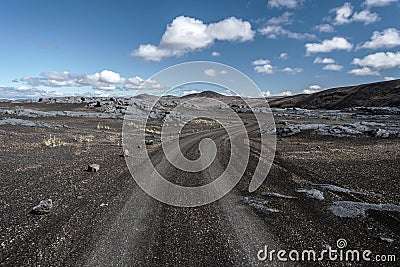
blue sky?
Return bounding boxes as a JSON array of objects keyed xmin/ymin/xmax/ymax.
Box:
[{"xmin": 0, "ymin": 0, "xmax": 399, "ymax": 99}]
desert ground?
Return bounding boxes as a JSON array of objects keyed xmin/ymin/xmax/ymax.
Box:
[{"xmin": 0, "ymin": 94, "xmax": 399, "ymax": 266}]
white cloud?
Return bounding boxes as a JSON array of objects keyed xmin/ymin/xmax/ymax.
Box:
[
  {"xmin": 254, "ymin": 64, "xmax": 275, "ymax": 74},
  {"xmin": 93, "ymin": 91, "xmax": 111, "ymax": 97},
  {"xmin": 252, "ymin": 59, "xmax": 270, "ymax": 65},
  {"xmin": 313, "ymin": 57, "xmax": 336, "ymax": 64},
  {"xmin": 332, "ymin": 3, "xmax": 353, "ymax": 25},
  {"xmin": 281, "ymin": 90, "xmax": 293, "ymax": 96},
  {"xmin": 159, "ymin": 16, "xmax": 213, "ymax": 51},
  {"xmin": 262, "ymin": 90, "xmax": 293, "ymax": 97},
  {"xmin": 211, "ymin": 51, "xmax": 220, "ymax": 57},
  {"xmin": 98, "ymin": 70, "xmax": 123, "ymax": 84},
  {"xmin": 282, "ymin": 67, "xmax": 303, "ymax": 74},
  {"xmin": 322, "ymin": 64, "xmax": 343, "ymax": 71},
  {"xmin": 17, "ymin": 85, "xmax": 31, "ymax": 91},
  {"xmin": 348, "ymin": 67, "xmax": 380, "ymax": 76},
  {"xmin": 259, "ymin": 25, "xmax": 316, "ymax": 40},
  {"xmin": 384, "ymin": 76, "xmax": 396, "ymax": 81},
  {"xmin": 131, "ymin": 45, "xmax": 172, "ymax": 62},
  {"xmin": 358, "ymin": 28, "xmax": 400, "ymax": 50},
  {"xmin": 267, "ymin": 12, "xmax": 294, "ymax": 25},
  {"xmin": 261, "ymin": 91, "xmax": 273, "ymax": 97},
  {"xmin": 267, "ymin": 0, "xmax": 304, "ymax": 8},
  {"xmin": 204, "ymin": 69, "xmax": 217, "ymax": 77},
  {"xmin": 352, "ymin": 10, "xmax": 380, "ymax": 25},
  {"xmin": 207, "ymin": 17, "xmax": 255, "ymax": 42},
  {"xmin": 0, "ymin": 85, "xmax": 68, "ymax": 100},
  {"xmin": 280, "ymin": 53, "xmax": 288, "ymax": 59},
  {"xmin": 305, "ymin": 37, "xmax": 353, "ymax": 54},
  {"xmin": 364, "ymin": 0, "xmax": 397, "ymax": 7},
  {"xmin": 301, "ymin": 85, "xmax": 322, "ymax": 94},
  {"xmin": 314, "ymin": 24, "xmax": 335, "ymax": 33},
  {"xmin": 204, "ymin": 68, "xmax": 228, "ymax": 77},
  {"xmin": 182, "ymin": 90, "xmax": 200, "ymax": 96},
  {"xmin": 132, "ymin": 16, "xmax": 255, "ymax": 61},
  {"xmin": 330, "ymin": 3, "xmax": 380, "ymax": 25},
  {"xmin": 20, "ymin": 70, "xmax": 163, "ymax": 91},
  {"xmin": 352, "ymin": 51, "xmax": 400, "ymax": 69},
  {"xmin": 252, "ymin": 59, "xmax": 275, "ymax": 74}
]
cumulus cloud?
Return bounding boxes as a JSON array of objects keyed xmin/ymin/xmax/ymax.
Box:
[
  {"xmin": 352, "ymin": 51, "xmax": 400, "ymax": 69},
  {"xmin": 280, "ymin": 53, "xmax": 288, "ymax": 59},
  {"xmin": 357, "ymin": 28, "xmax": 400, "ymax": 49},
  {"xmin": 252, "ymin": 59, "xmax": 275, "ymax": 74},
  {"xmin": 322, "ymin": 64, "xmax": 343, "ymax": 71},
  {"xmin": 352, "ymin": 10, "xmax": 380, "ymax": 25},
  {"xmin": 20, "ymin": 70, "xmax": 163, "ymax": 91},
  {"xmin": 204, "ymin": 68, "xmax": 228, "ymax": 77},
  {"xmin": 314, "ymin": 24, "xmax": 335, "ymax": 33},
  {"xmin": 267, "ymin": 12, "xmax": 294, "ymax": 25},
  {"xmin": 332, "ymin": 3, "xmax": 353, "ymax": 25},
  {"xmin": 262, "ymin": 90, "xmax": 293, "ymax": 97},
  {"xmin": 252, "ymin": 59, "xmax": 270, "ymax": 65},
  {"xmin": 348, "ymin": 67, "xmax": 380, "ymax": 76},
  {"xmin": 204, "ymin": 69, "xmax": 217, "ymax": 77},
  {"xmin": 305, "ymin": 37, "xmax": 353, "ymax": 54},
  {"xmin": 132, "ymin": 16, "xmax": 255, "ymax": 61},
  {"xmin": 0, "ymin": 85, "xmax": 67, "ymax": 100},
  {"xmin": 384, "ymin": 76, "xmax": 396, "ymax": 81},
  {"xmin": 211, "ymin": 51, "xmax": 220, "ymax": 57},
  {"xmin": 282, "ymin": 67, "xmax": 303, "ymax": 74},
  {"xmin": 131, "ymin": 45, "xmax": 172, "ymax": 62},
  {"xmin": 259, "ymin": 25, "xmax": 316, "ymax": 40},
  {"xmin": 267, "ymin": 0, "xmax": 304, "ymax": 8},
  {"xmin": 313, "ymin": 57, "xmax": 336, "ymax": 64},
  {"xmin": 182, "ymin": 90, "xmax": 201, "ymax": 96},
  {"xmin": 259, "ymin": 11, "xmax": 315, "ymax": 40},
  {"xmin": 330, "ymin": 3, "xmax": 380, "ymax": 25},
  {"xmin": 301, "ymin": 85, "xmax": 322, "ymax": 94},
  {"xmin": 363, "ymin": 0, "xmax": 398, "ymax": 7},
  {"xmin": 254, "ymin": 64, "xmax": 275, "ymax": 74}
]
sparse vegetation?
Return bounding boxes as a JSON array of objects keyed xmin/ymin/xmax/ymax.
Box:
[
  {"xmin": 96, "ymin": 123, "xmax": 110, "ymax": 130},
  {"xmin": 145, "ymin": 127, "xmax": 161, "ymax": 135},
  {"xmin": 74, "ymin": 135, "xmax": 94, "ymax": 143},
  {"xmin": 192, "ymin": 118, "xmax": 219, "ymax": 126},
  {"xmin": 43, "ymin": 135, "xmax": 67, "ymax": 147}
]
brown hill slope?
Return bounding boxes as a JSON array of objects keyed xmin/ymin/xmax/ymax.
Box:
[{"xmin": 269, "ymin": 79, "xmax": 400, "ymax": 109}]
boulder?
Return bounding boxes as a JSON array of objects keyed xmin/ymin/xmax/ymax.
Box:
[
  {"xmin": 370, "ymin": 128, "xmax": 390, "ymax": 138},
  {"xmin": 31, "ymin": 199, "xmax": 53, "ymax": 214},
  {"xmin": 88, "ymin": 164, "xmax": 100, "ymax": 172},
  {"xmin": 145, "ymin": 139, "xmax": 154, "ymax": 145}
]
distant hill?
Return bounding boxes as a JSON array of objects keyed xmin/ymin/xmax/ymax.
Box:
[
  {"xmin": 269, "ymin": 79, "xmax": 400, "ymax": 109},
  {"xmin": 181, "ymin": 90, "xmax": 227, "ymax": 99}
]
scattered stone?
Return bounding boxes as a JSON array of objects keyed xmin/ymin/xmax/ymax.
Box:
[
  {"xmin": 315, "ymin": 184, "xmax": 381, "ymax": 197},
  {"xmin": 261, "ymin": 192, "xmax": 297, "ymax": 199},
  {"xmin": 241, "ymin": 197, "xmax": 280, "ymax": 215},
  {"xmin": 380, "ymin": 237, "xmax": 394, "ymax": 243},
  {"xmin": 296, "ymin": 189, "xmax": 324, "ymax": 200},
  {"xmin": 31, "ymin": 199, "xmax": 53, "ymax": 215},
  {"xmin": 347, "ymin": 107, "xmax": 400, "ymax": 115},
  {"xmin": 330, "ymin": 201, "xmax": 400, "ymax": 218},
  {"xmin": 276, "ymin": 124, "xmax": 301, "ymax": 136},
  {"xmin": 0, "ymin": 118, "xmax": 66, "ymax": 129},
  {"xmin": 370, "ymin": 128, "xmax": 390, "ymax": 138},
  {"xmin": 88, "ymin": 164, "xmax": 100, "ymax": 172},
  {"xmin": 120, "ymin": 148, "xmax": 130, "ymax": 157},
  {"xmin": 145, "ymin": 139, "xmax": 154, "ymax": 145}
]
